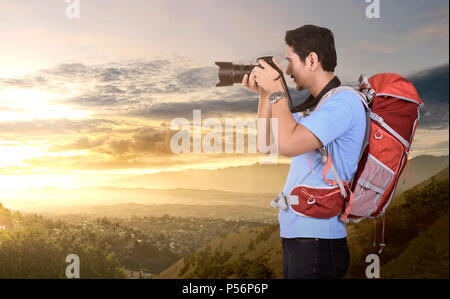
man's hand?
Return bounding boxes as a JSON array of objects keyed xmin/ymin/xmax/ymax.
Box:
[
  {"xmin": 253, "ymin": 57, "xmax": 285, "ymax": 94},
  {"xmin": 242, "ymin": 63, "xmax": 265, "ymax": 94}
]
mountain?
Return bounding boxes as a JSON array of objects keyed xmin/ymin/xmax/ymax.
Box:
[
  {"xmin": 107, "ymin": 155, "xmax": 448, "ymax": 194},
  {"xmin": 2, "ymin": 187, "xmax": 276, "ymax": 214},
  {"xmin": 107, "ymin": 163, "xmax": 291, "ymax": 193},
  {"xmin": 158, "ymin": 167, "xmax": 449, "ymax": 279},
  {"xmin": 3, "ymin": 155, "xmax": 446, "ymax": 216}
]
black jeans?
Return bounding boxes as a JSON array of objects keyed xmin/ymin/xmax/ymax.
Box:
[{"xmin": 282, "ymin": 237, "xmax": 350, "ymax": 279}]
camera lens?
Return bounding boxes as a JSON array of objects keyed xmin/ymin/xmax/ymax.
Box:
[{"xmin": 215, "ymin": 62, "xmax": 255, "ymax": 87}]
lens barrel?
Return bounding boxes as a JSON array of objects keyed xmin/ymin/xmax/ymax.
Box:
[
  {"xmin": 215, "ymin": 62, "xmax": 255, "ymax": 87},
  {"xmin": 215, "ymin": 56, "xmax": 280, "ymax": 87},
  {"xmin": 214, "ymin": 56, "xmax": 294, "ymax": 112}
]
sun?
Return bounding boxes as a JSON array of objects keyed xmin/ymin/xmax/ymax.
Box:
[{"xmin": 0, "ymin": 87, "xmax": 89, "ymax": 121}]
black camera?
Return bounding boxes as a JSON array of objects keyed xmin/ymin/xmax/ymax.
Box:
[
  {"xmin": 215, "ymin": 56, "xmax": 280, "ymax": 87},
  {"xmin": 215, "ymin": 56, "xmax": 294, "ymax": 110}
]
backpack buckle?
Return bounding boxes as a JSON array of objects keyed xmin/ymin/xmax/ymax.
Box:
[
  {"xmin": 271, "ymin": 192, "xmax": 288, "ymax": 211},
  {"xmin": 319, "ymin": 146, "xmax": 328, "ymax": 164},
  {"xmin": 362, "ymin": 88, "xmax": 375, "ymax": 104}
]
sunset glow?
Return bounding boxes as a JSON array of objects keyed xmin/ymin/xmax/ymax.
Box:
[{"xmin": 0, "ymin": 0, "xmax": 447, "ymax": 206}]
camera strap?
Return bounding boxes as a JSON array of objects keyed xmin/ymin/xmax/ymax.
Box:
[{"xmin": 290, "ymin": 76, "xmax": 341, "ymax": 113}]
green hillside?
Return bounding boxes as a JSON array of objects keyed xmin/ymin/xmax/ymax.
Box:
[
  {"xmin": 345, "ymin": 167, "xmax": 449, "ymax": 278},
  {"xmin": 158, "ymin": 224, "xmax": 281, "ymax": 278},
  {"xmin": 394, "ymin": 155, "xmax": 448, "ymax": 196},
  {"xmin": 381, "ymin": 214, "xmax": 448, "ymax": 279},
  {"xmin": 159, "ymin": 167, "xmax": 449, "ymax": 279},
  {"xmin": 0, "ymin": 212, "xmax": 126, "ymax": 278}
]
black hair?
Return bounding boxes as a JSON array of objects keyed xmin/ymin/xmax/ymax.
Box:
[{"xmin": 285, "ymin": 25, "xmax": 337, "ymax": 72}]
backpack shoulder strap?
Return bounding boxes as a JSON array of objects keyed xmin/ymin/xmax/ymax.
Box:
[
  {"xmin": 314, "ymin": 85, "xmax": 371, "ymax": 164},
  {"xmin": 313, "ymin": 85, "xmax": 372, "ymax": 195},
  {"xmin": 314, "ymin": 86, "xmax": 369, "ymax": 112}
]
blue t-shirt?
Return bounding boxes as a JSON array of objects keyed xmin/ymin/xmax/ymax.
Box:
[{"xmin": 279, "ymin": 90, "xmax": 366, "ymax": 239}]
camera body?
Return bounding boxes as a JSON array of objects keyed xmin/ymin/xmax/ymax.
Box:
[
  {"xmin": 215, "ymin": 56, "xmax": 294, "ymax": 111},
  {"xmin": 215, "ymin": 56, "xmax": 281, "ymax": 87}
]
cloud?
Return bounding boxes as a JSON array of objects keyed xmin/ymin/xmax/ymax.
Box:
[
  {"xmin": 0, "ymin": 57, "xmax": 311, "ymax": 119},
  {"xmin": 408, "ymin": 63, "xmax": 449, "ymax": 130},
  {"xmin": 176, "ymin": 66, "xmax": 219, "ymax": 89},
  {"xmin": 126, "ymin": 85, "xmax": 309, "ymax": 120},
  {"xmin": 0, "ymin": 58, "xmax": 208, "ymax": 97},
  {"xmin": 433, "ymin": 140, "xmax": 450, "ymax": 149},
  {"xmin": 355, "ymin": 40, "xmax": 400, "ymax": 55},
  {"xmin": 417, "ymin": 105, "xmax": 449, "ymax": 130},
  {"xmin": 107, "ymin": 126, "xmax": 177, "ymax": 156},
  {"xmin": 0, "ymin": 106, "xmax": 27, "ymax": 112},
  {"xmin": 0, "ymin": 118, "xmax": 118, "ymax": 136},
  {"xmin": 8, "ymin": 154, "xmax": 182, "ymax": 172},
  {"xmin": 407, "ymin": 16, "xmax": 449, "ymax": 44},
  {"xmin": 1, "ymin": 57, "xmax": 446, "ymax": 174},
  {"xmin": 128, "ymin": 98, "xmax": 257, "ymax": 120},
  {"xmin": 46, "ymin": 136, "xmax": 108, "ymax": 152}
]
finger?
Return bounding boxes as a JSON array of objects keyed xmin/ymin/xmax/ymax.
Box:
[
  {"xmin": 253, "ymin": 65, "xmax": 264, "ymax": 74},
  {"xmin": 272, "ymin": 57, "xmax": 284, "ymax": 73},
  {"xmin": 254, "ymin": 66, "xmax": 264, "ymax": 75},
  {"xmin": 254, "ymin": 69, "xmax": 262, "ymax": 76},
  {"xmin": 249, "ymin": 69, "xmax": 257, "ymax": 89},
  {"xmin": 257, "ymin": 59, "xmax": 270, "ymax": 69},
  {"xmin": 242, "ymin": 74, "xmax": 249, "ymax": 86}
]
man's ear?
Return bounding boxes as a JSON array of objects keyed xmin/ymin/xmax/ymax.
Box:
[{"xmin": 308, "ymin": 52, "xmax": 319, "ymax": 71}]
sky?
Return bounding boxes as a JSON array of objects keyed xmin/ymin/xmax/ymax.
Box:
[{"xmin": 0, "ymin": 0, "xmax": 448, "ymax": 191}]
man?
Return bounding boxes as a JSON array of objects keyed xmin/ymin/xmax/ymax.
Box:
[{"xmin": 242, "ymin": 25, "xmax": 366, "ymax": 279}]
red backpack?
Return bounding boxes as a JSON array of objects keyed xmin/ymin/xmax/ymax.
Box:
[
  {"xmin": 345, "ymin": 73, "xmax": 422, "ymax": 252},
  {"xmin": 273, "ymin": 73, "xmax": 422, "ymax": 253}
]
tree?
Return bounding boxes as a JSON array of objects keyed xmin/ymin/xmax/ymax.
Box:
[{"xmin": 0, "ymin": 224, "xmax": 125, "ymax": 278}]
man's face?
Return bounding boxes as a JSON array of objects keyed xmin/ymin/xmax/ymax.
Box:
[{"xmin": 285, "ymin": 46, "xmax": 310, "ymax": 91}]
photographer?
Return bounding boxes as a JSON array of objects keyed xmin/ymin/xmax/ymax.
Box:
[{"xmin": 242, "ymin": 25, "xmax": 366, "ymax": 279}]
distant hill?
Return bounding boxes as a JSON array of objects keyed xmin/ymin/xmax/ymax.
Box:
[
  {"xmin": 108, "ymin": 163, "xmax": 291, "ymax": 193},
  {"xmin": 3, "ymin": 155, "xmax": 447, "ymax": 220},
  {"xmin": 107, "ymin": 155, "xmax": 448, "ymax": 194},
  {"xmin": 3, "ymin": 187, "xmax": 277, "ymax": 216},
  {"xmin": 37, "ymin": 203, "xmax": 278, "ymax": 224},
  {"xmin": 158, "ymin": 167, "xmax": 449, "ymax": 279}
]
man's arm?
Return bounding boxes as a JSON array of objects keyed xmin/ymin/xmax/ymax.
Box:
[
  {"xmin": 271, "ymin": 94, "xmax": 322, "ymax": 157},
  {"xmin": 242, "ymin": 70, "xmax": 272, "ymax": 154},
  {"xmin": 256, "ymin": 92, "xmax": 272, "ymax": 153},
  {"xmin": 253, "ymin": 59, "xmax": 322, "ymax": 157}
]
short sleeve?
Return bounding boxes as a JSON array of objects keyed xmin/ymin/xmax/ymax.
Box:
[{"xmin": 300, "ymin": 92, "xmax": 354, "ymax": 147}]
